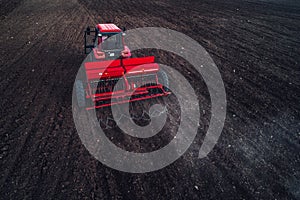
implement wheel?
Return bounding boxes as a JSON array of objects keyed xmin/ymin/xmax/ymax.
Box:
[
  {"xmin": 75, "ymin": 80, "xmax": 86, "ymax": 108},
  {"xmin": 158, "ymin": 70, "xmax": 169, "ymax": 92}
]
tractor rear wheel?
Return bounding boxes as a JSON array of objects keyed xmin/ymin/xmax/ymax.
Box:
[
  {"xmin": 75, "ymin": 80, "xmax": 86, "ymax": 108},
  {"xmin": 158, "ymin": 70, "xmax": 169, "ymax": 91}
]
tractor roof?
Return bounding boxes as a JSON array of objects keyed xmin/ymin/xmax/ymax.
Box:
[{"xmin": 96, "ymin": 24, "xmax": 122, "ymax": 33}]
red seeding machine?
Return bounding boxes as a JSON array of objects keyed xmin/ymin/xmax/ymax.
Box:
[{"xmin": 75, "ymin": 23, "xmax": 170, "ymax": 110}]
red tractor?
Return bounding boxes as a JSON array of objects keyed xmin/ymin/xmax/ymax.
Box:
[{"xmin": 75, "ymin": 24, "xmax": 170, "ymax": 110}]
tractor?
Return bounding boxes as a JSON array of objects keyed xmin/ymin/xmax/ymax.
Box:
[{"xmin": 75, "ymin": 23, "xmax": 170, "ymax": 110}]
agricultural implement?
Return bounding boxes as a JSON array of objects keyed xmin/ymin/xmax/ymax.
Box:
[{"xmin": 75, "ymin": 23, "xmax": 170, "ymax": 110}]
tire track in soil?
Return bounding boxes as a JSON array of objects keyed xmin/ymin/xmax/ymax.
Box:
[
  {"xmin": 0, "ymin": 58, "xmax": 60, "ymax": 182},
  {"xmin": 0, "ymin": 0, "xmax": 25, "ymax": 19},
  {"xmin": 0, "ymin": 13, "xmax": 67, "ymax": 73},
  {"xmin": 0, "ymin": 7, "xmax": 80, "ymax": 173},
  {"xmin": 0, "ymin": 0, "xmax": 79, "ymax": 68},
  {"xmin": 0, "ymin": 0, "xmax": 95, "ymax": 198},
  {"xmin": 0, "ymin": 0, "xmax": 88, "ymax": 135}
]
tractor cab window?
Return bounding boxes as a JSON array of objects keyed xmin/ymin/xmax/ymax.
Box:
[{"xmin": 98, "ymin": 33, "xmax": 123, "ymax": 51}]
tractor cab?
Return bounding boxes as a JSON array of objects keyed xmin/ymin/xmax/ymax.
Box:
[{"xmin": 84, "ymin": 24, "xmax": 131, "ymax": 60}]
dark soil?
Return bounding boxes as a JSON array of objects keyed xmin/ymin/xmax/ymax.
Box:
[{"xmin": 0, "ymin": 0, "xmax": 299, "ymax": 199}]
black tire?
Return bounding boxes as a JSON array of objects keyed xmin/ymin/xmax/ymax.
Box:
[
  {"xmin": 75, "ymin": 80, "xmax": 86, "ymax": 108},
  {"xmin": 158, "ymin": 70, "xmax": 169, "ymax": 91}
]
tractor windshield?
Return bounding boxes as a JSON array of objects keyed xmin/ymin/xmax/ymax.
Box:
[{"xmin": 100, "ymin": 33, "xmax": 123, "ymax": 51}]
